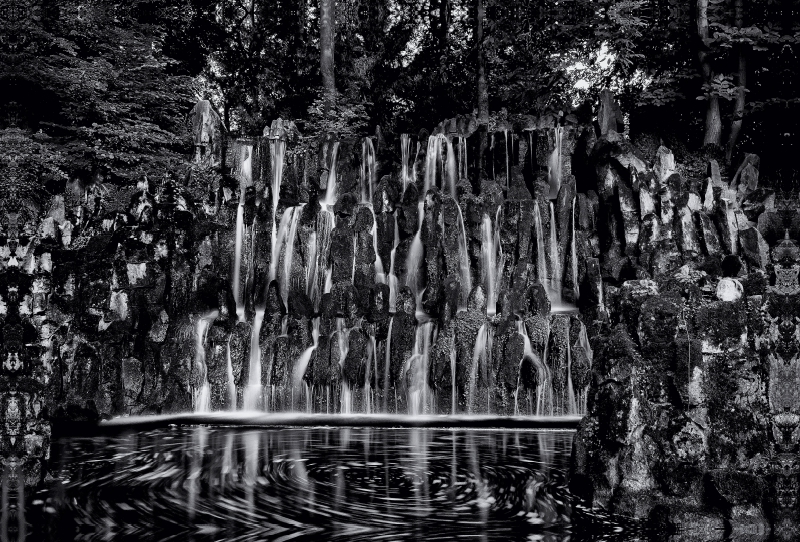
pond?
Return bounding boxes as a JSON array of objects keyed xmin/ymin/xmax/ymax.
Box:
[{"xmin": 27, "ymin": 425, "xmax": 639, "ymax": 541}]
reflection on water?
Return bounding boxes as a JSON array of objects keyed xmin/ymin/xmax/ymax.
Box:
[{"xmin": 27, "ymin": 427, "xmax": 637, "ymax": 541}]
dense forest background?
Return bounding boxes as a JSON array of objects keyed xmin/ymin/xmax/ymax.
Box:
[{"xmin": 1, "ymin": 0, "xmax": 799, "ymax": 194}]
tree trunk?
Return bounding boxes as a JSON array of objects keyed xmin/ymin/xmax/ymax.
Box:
[
  {"xmin": 320, "ymin": 0, "xmax": 336, "ymax": 113},
  {"xmin": 726, "ymin": 0, "xmax": 746, "ymax": 163},
  {"xmin": 476, "ymin": 0, "xmax": 489, "ymax": 126},
  {"xmin": 697, "ymin": 0, "xmax": 721, "ymax": 147}
]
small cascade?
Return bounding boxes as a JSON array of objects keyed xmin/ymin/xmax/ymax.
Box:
[
  {"xmin": 369, "ymin": 206, "xmax": 386, "ymax": 283},
  {"xmin": 547, "ymin": 125, "xmax": 563, "ymax": 199},
  {"xmin": 480, "ymin": 207, "xmax": 504, "ymax": 316},
  {"xmin": 243, "ymin": 308, "xmax": 265, "ymax": 410},
  {"xmin": 405, "ymin": 322, "xmax": 435, "ymax": 415},
  {"xmin": 232, "ymin": 200, "xmax": 246, "ymax": 322},
  {"xmin": 269, "ymin": 207, "xmax": 294, "ymax": 284},
  {"xmin": 193, "ymin": 309, "xmax": 219, "ymax": 412},
  {"xmin": 388, "ymin": 214, "xmax": 399, "ymax": 311},
  {"xmin": 571, "ymin": 196, "xmax": 579, "ymax": 302},
  {"xmin": 445, "ymin": 136, "xmax": 457, "ymax": 200},
  {"xmin": 280, "ymin": 205, "xmax": 304, "ymax": 308},
  {"xmin": 231, "ymin": 143, "xmax": 252, "ymax": 323},
  {"xmin": 467, "ymin": 324, "xmax": 489, "ymax": 414},
  {"xmin": 361, "ymin": 137, "xmax": 377, "ymax": 204},
  {"xmin": 406, "ymin": 231, "xmax": 425, "ymax": 318},
  {"xmin": 455, "ymin": 204, "xmax": 472, "ymax": 312},
  {"xmin": 400, "ymin": 133, "xmax": 415, "ymax": 194},
  {"xmin": 269, "ymin": 139, "xmax": 286, "ymax": 299},
  {"xmin": 548, "ymin": 201, "xmax": 564, "ymax": 309},
  {"xmin": 320, "ymin": 141, "xmax": 341, "ymax": 216},
  {"xmin": 309, "ymin": 211, "xmax": 333, "ymax": 311},
  {"xmin": 292, "ymin": 318, "xmax": 320, "ymax": 387},
  {"xmin": 335, "ymin": 318, "xmax": 352, "ymax": 414},
  {"xmin": 422, "ymin": 134, "xmax": 444, "ymax": 200}
]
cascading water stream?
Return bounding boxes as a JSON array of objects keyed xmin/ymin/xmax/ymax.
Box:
[
  {"xmin": 193, "ymin": 309, "xmax": 219, "ymax": 412},
  {"xmin": 388, "ymin": 214, "xmax": 399, "ymax": 312},
  {"xmin": 361, "ymin": 137, "xmax": 377, "ymax": 204},
  {"xmin": 280, "ymin": 205, "xmax": 304, "ymax": 308},
  {"xmin": 481, "ymin": 207, "xmax": 505, "ymax": 316},
  {"xmin": 467, "ymin": 324, "xmax": 489, "ymax": 414},
  {"xmin": 231, "ymin": 143, "xmax": 252, "ymax": 323},
  {"xmin": 547, "ymin": 125, "xmax": 563, "ymax": 199},
  {"xmin": 400, "ymin": 134, "xmax": 414, "ymax": 195},
  {"xmin": 225, "ymin": 335, "xmax": 236, "ymax": 409},
  {"xmin": 455, "ymin": 204, "xmax": 472, "ymax": 312},
  {"xmin": 292, "ymin": 317, "xmax": 320, "ymax": 388},
  {"xmin": 384, "ymin": 316, "xmax": 394, "ymax": 412},
  {"xmin": 404, "ymin": 322, "xmax": 435, "ymax": 415},
  {"xmin": 269, "ymin": 138, "xmax": 286, "ymax": 296},
  {"xmin": 243, "ymin": 308, "xmax": 265, "ymax": 411},
  {"xmin": 445, "ymin": 136, "xmax": 457, "ymax": 200},
  {"xmin": 269, "ymin": 207, "xmax": 295, "ymax": 284},
  {"xmin": 320, "ymin": 141, "xmax": 340, "ymax": 218},
  {"xmin": 458, "ymin": 136, "xmax": 468, "ymax": 181},
  {"xmin": 336, "ymin": 318, "xmax": 352, "ymax": 414},
  {"xmin": 369, "ymin": 206, "xmax": 386, "ymax": 283}
]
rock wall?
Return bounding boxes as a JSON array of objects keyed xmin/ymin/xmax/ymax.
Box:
[{"xmin": 2, "ymin": 90, "xmax": 790, "ymax": 535}]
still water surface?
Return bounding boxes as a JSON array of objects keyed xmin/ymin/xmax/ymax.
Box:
[{"xmin": 30, "ymin": 426, "xmax": 638, "ymax": 541}]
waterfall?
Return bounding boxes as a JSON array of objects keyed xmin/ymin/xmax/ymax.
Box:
[
  {"xmin": 269, "ymin": 139, "xmax": 286, "ymax": 303},
  {"xmin": 445, "ymin": 136, "xmax": 457, "ymax": 200},
  {"xmin": 369, "ymin": 206, "xmax": 386, "ymax": 283},
  {"xmin": 400, "ymin": 134, "xmax": 414, "ymax": 194},
  {"xmin": 547, "ymin": 126, "xmax": 563, "ymax": 199},
  {"xmin": 310, "ymin": 211, "xmax": 333, "ymax": 311},
  {"xmin": 232, "ymin": 201, "xmax": 246, "ymax": 322},
  {"xmin": 231, "ymin": 142, "xmax": 252, "ymax": 323},
  {"xmin": 406, "ymin": 230, "xmax": 425, "ymax": 318},
  {"xmin": 269, "ymin": 207, "xmax": 294, "ymax": 284},
  {"xmin": 577, "ymin": 321, "xmax": 593, "ymax": 413},
  {"xmin": 280, "ymin": 205, "xmax": 304, "ymax": 308},
  {"xmin": 571, "ymin": 196, "xmax": 579, "ymax": 301},
  {"xmin": 467, "ymin": 324, "xmax": 488, "ymax": 414},
  {"xmin": 388, "ymin": 213, "xmax": 399, "ymax": 311},
  {"xmin": 481, "ymin": 207, "xmax": 504, "ymax": 316},
  {"xmin": 548, "ymin": 201, "xmax": 563, "ymax": 309},
  {"xmin": 193, "ymin": 309, "xmax": 219, "ymax": 412},
  {"xmin": 335, "ymin": 318, "xmax": 351, "ymax": 414},
  {"xmin": 456, "ymin": 204, "xmax": 471, "ymax": 312},
  {"xmin": 321, "ymin": 141, "xmax": 340, "ymax": 215},
  {"xmin": 405, "ymin": 322, "xmax": 435, "ymax": 415},
  {"xmin": 243, "ymin": 308, "xmax": 265, "ymax": 411},
  {"xmin": 422, "ymin": 134, "xmax": 443, "ymax": 200},
  {"xmin": 292, "ymin": 318, "xmax": 320, "ymax": 387},
  {"xmin": 361, "ymin": 137, "xmax": 377, "ymax": 204},
  {"xmin": 516, "ymin": 319, "xmax": 549, "ymax": 416}
]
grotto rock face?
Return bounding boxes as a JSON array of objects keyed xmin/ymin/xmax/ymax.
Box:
[
  {"xmin": 570, "ymin": 138, "xmax": 800, "ymax": 532},
  {"xmin": 3, "ymin": 93, "xmax": 798, "ymax": 535}
]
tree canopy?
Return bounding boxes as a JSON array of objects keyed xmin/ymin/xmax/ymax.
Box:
[{"xmin": 2, "ymin": 0, "xmax": 799, "ymax": 189}]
